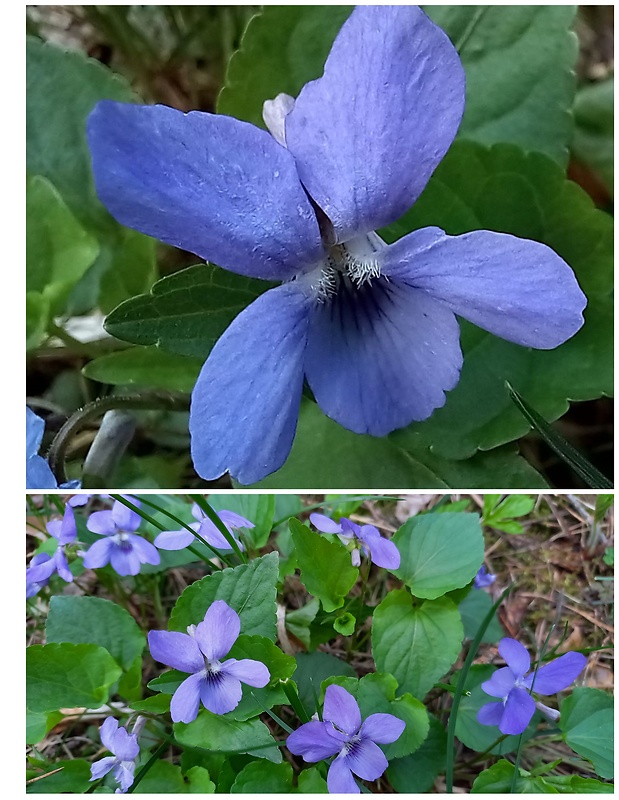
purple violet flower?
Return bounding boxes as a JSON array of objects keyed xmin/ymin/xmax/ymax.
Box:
[
  {"xmin": 83, "ymin": 499, "xmax": 160, "ymax": 576},
  {"xmin": 474, "ymin": 565, "xmax": 496, "ymax": 589},
  {"xmin": 87, "ymin": 6, "xmax": 586, "ymax": 485},
  {"xmin": 310, "ymin": 513, "xmax": 400, "ymax": 569},
  {"xmin": 154, "ymin": 503, "xmax": 254, "ymax": 551},
  {"xmin": 477, "ymin": 638, "xmax": 587, "ymax": 735},
  {"xmin": 287, "ymin": 684, "xmax": 405, "ymax": 793},
  {"xmin": 148, "ymin": 600, "xmax": 269, "ymax": 722},
  {"xmin": 26, "ymin": 407, "xmax": 81, "ymax": 490},
  {"xmin": 89, "ymin": 716, "xmax": 144, "ymax": 793},
  {"xmin": 26, "ymin": 504, "xmax": 77, "ymax": 596}
]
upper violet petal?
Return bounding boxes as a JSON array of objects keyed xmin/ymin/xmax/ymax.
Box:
[
  {"xmin": 190, "ymin": 284, "xmax": 311, "ymax": 484},
  {"xmin": 112, "ymin": 727, "xmax": 140, "ymax": 762},
  {"xmin": 287, "ymin": 721, "xmax": 343, "ymax": 762},
  {"xmin": 195, "ymin": 600, "xmax": 241, "ymax": 661},
  {"xmin": 357, "ymin": 526, "xmax": 400, "ymax": 570},
  {"xmin": 87, "ymin": 510, "xmax": 118, "ymax": 537},
  {"xmin": 148, "ymin": 629, "xmax": 204, "ymax": 673},
  {"xmin": 309, "ymin": 513, "xmax": 343, "ymax": 534},
  {"xmin": 100, "ymin": 716, "xmax": 119, "ymax": 752},
  {"xmin": 323, "ymin": 685, "xmax": 362, "ymax": 735},
  {"xmin": 359, "ymin": 712, "xmax": 405, "ymax": 744},
  {"xmin": 327, "ymin": 757, "xmax": 360, "ymax": 794},
  {"xmin": 499, "ymin": 687, "xmax": 536, "ymax": 735},
  {"xmin": 305, "ymin": 277, "xmax": 462, "ymax": 435},
  {"xmin": 87, "ymin": 101, "xmax": 323, "ymax": 281},
  {"xmin": 524, "ymin": 652, "xmax": 587, "ymax": 695},
  {"xmin": 286, "ymin": 6, "xmax": 465, "ymax": 242},
  {"xmin": 499, "ymin": 638, "xmax": 531, "ymax": 679},
  {"xmin": 111, "ymin": 500, "xmax": 142, "ymax": 533},
  {"xmin": 382, "ymin": 228, "xmax": 586, "ymax": 349}
]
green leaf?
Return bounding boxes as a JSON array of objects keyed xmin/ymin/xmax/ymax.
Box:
[
  {"xmin": 387, "ymin": 715, "xmax": 447, "ymax": 792},
  {"xmin": 251, "ymin": 400, "xmax": 546, "ymax": 489},
  {"xmin": 26, "ymin": 643, "xmax": 122, "ymax": 712},
  {"xmin": 220, "ymin": 6, "xmax": 577, "ymax": 165},
  {"xmin": 209, "ymin": 493, "xmax": 275, "ymax": 549},
  {"xmin": 458, "ymin": 589, "xmax": 504, "ymax": 643},
  {"xmin": 46, "ymin": 595, "xmax": 146, "ymax": 671},
  {"xmin": 372, "ymin": 590, "xmax": 464, "ymax": 699},
  {"xmin": 594, "ymin": 494, "xmax": 614, "ymax": 523},
  {"xmin": 26, "ymin": 760, "xmax": 92, "ymax": 793},
  {"xmin": 82, "ymin": 346, "xmax": 202, "ymax": 392},
  {"xmin": 26, "ymin": 291, "xmax": 50, "ymax": 350},
  {"xmin": 289, "ymin": 518, "xmax": 358, "ymax": 612},
  {"xmin": 26, "ymin": 37, "xmax": 155, "ymax": 311},
  {"xmin": 425, "ymin": 6, "xmax": 577, "ymax": 165},
  {"xmin": 26, "ymin": 710, "xmax": 62, "ymax": 745},
  {"xmin": 387, "ymin": 142, "xmax": 613, "ymax": 464},
  {"xmin": 286, "ymin": 597, "xmax": 320, "ymax": 649},
  {"xmin": 454, "ymin": 664, "xmax": 537, "ymax": 754},
  {"xmin": 230, "ymin": 761, "xmax": 294, "ymax": 793},
  {"xmin": 104, "ymin": 263, "xmax": 271, "ymax": 358},
  {"xmin": 131, "ymin": 693, "xmax": 171, "ymax": 714},
  {"xmin": 26, "ymin": 174, "xmax": 99, "ymax": 312},
  {"xmin": 169, "ymin": 552, "xmax": 279, "ymax": 640},
  {"xmin": 174, "ymin": 712, "xmax": 282, "ymax": 762},
  {"xmin": 225, "ymin": 635, "xmax": 296, "ymax": 720},
  {"xmin": 294, "ymin": 651, "xmax": 356, "ymax": 715},
  {"xmin": 470, "ymin": 759, "xmax": 552, "ymax": 793},
  {"xmin": 393, "ymin": 512, "xmax": 484, "ymax": 599},
  {"xmin": 136, "ymin": 760, "xmax": 185, "ymax": 793},
  {"xmin": 333, "ymin": 612, "xmax": 356, "ymax": 636},
  {"xmin": 298, "ymin": 767, "xmax": 329, "ymax": 793},
  {"xmin": 482, "ymin": 494, "xmax": 536, "ymax": 533},
  {"xmin": 572, "ymin": 77, "xmax": 614, "ymax": 196},
  {"xmin": 323, "ymin": 672, "xmax": 430, "ymax": 759},
  {"xmin": 559, "ymin": 687, "xmax": 614, "ymax": 779},
  {"xmin": 185, "ymin": 766, "xmax": 216, "ymax": 793},
  {"xmin": 540, "ymin": 775, "xmax": 615, "ymax": 794}
]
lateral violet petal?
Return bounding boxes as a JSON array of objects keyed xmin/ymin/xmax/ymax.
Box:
[
  {"xmin": 357, "ymin": 527, "xmax": 400, "ymax": 569},
  {"xmin": 382, "ymin": 228, "xmax": 586, "ymax": 348},
  {"xmin": 477, "ymin": 700, "xmax": 506, "ymax": 727},
  {"xmin": 481, "ymin": 666, "xmax": 517, "ymax": 699},
  {"xmin": 286, "ymin": 6, "xmax": 465, "ymax": 242},
  {"xmin": 195, "ymin": 600, "xmax": 241, "ymax": 661},
  {"xmin": 113, "ymin": 762, "xmax": 136, "ymax": 793},
  {"xmin": 287, "ymin": 721, "xmax": 343, "ymax": 762},
  {"xmin": 170, "ymin": 671, "xmax": 204, "ymax": 724},
  {"xmin": 100, "ymin": 716, "xmax": 119, "ymax": 752},
  {"xmin": 499, "ymin": 687, "xmax": 536, "ymax": 735},
  {"xmin": 90, "ymin": 756, "xmax": 117, "ymax": 782},
  {"xmin": 323, "ymin": 685, "xmax": 362, "ymax": 735},
  {"xmin": 524, "ymin": 652, "xmax": 587, "ymax": 695},
  {"xmin": 499, "ymin": 638, "xmax": 531, "ymax": 679},
  {"xmin": 190, "ymin": 284, "xmax": 311, "ymax": 484},
  {"xmin": 221, "ymin": 658, "xmax": 270, "ymax": 687},
  {"xmin": 218, "ymin": 510, "xmax": 255, "ymax": 530},
  {"xmin": 154, "ymin": 529, "xmax": 196, "ymax": 550},
  {"xmin": 359, "ymin": 713, "xmax": 406, "ymax": 744},
  {"xmin": 309, "ymin": 513, "xmax": 343, "ymax": 534},
  {"xmin": 328, "ymin": 757, "xmax": 360, "ymax": 794},
  {"xmin": 88, "ymin": 101, "xmax": 323, "ymax": 281},
  {"xmin": 305, "ymin": 277, "xmax": 462, "ymax": 435},
  {"xmin": 82, "ymin": 537, "xmax": 114, "ymax": 570},
  {"xmin": 148, "ymin": 630, "xmax": 204, "ymax": 673},
  {"xmin": 126, "ymin": 534, "xmax": 161, "ymax": 566},
  {"xmin": 344, "ymin": 738, "xmax": 388, "ymax": 781}
]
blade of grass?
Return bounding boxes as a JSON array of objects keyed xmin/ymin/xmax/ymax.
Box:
[
  {"xmin": 190, "ymin": 496, "xmax": 247, "ymax": 563},
  {"xmin": 506, "ymin": 382, "xmax": 612, "ymax": 489}
]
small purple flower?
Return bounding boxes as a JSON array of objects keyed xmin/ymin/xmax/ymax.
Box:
[
  {"xmin": 26, "ymin": 504, "xmax": 78, "ymax": 596},
  {"xmin": 477, "ymin": 638, "xmax": 587, "ymax": 735},
  {"xmin": 474, "ymin": 565, "xmax": 496, "ymax": 589},
  {"xmin": 287, "ymin": 684, "xmax": 405, "ymax": 793},
  {"xmin": 89, "ymin": 716, "xmax": 144, "ymax": 793},
  {"xmin": 88, "ymin": 6, "xmax": 586, "ymax": 484},
  {"xmin": 154, "ymin": 503, "xmax": 254, "ymax": 552},
  {"xmin": 26, "ymin": 407, "xmax": 57, "ymax": 489},
  {"xmin": 148, "ymin": 600, "xmax": 269, "ymax": 722},
  {"xmin": 83, "ymin": 499, "xmax": 160, "ymax": 576},
  {"xmin": 67, "ymin": 494, "xmax": 93, "ymax": 507},
  {"xmin": 310, "ymin": 513, "xmax": 400, "ymax": 569}
]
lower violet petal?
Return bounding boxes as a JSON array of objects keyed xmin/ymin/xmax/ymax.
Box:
[
  {"xmin": 113, "ymin": 762, "xmax": 136, "ymax": 793},
  {"xmin": 190, "ymin": 284, "xmax": 311, "ymax": 484},
  {"xmin": 126, "ymin": 534, "xmax": 161, "ymax": 566},
  {"xmin": 200, "ymin": 671, "xmax": 243, "ymax": 715},
  {"xmin": 500, "ymin": 687, "xmax": 536, "ymax": 735},
  {"xmin": 344, "ymin": 738, "xmax": 389, "ymax": 781},
  {"xmin": 304, "ymin": 276, "xmax": 462, "ymax": 436},
  {"xmin": 477, "ymin": 701, "xmax": 506, "ymax": 727},
  {"xmin": 170, "ymin": 672, "xmax": 204, "ymax": 724},
  {"xmin": 110, "ymin": 545, "xmax": 142, "ymax": 577},
  {"xmin": 328, "ymin": 756, "xmax": 361, "ymax": 794},
  {"xmin": 358, "ymin": 527, "xmax": 400, "ymax": 570},
  {"xmin": 90, "ymin": 756, "xmax": 117, "ymax": 782}
]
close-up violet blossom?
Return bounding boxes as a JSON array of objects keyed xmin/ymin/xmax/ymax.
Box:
[
  {"xmin": 477, "ymin": 637, "xmax": 587, "ymax": 735},
  {"xmin": 87, "ymin": 5, "xmax": 587, "ymax": 485},
  {"xmin": 287, "ymin": 683, "xmax": 405, "ymax": 793},
  {"xmin": 26, "ymin": 504, "xmax": 77, "ymax": 597},
  {"xmin": 310, "ymin": 513, "xmax": 400, "ymax": 569},
  {"xmin": 154, "ymin": 504, "xmax": 253, "ymax": 551},
  {"xmin": 148, "ymin": 600, "xmax": 270, "ymax": 722},
  {"xmin": 89, "ymin": 716, "xmax": 144, "ymax": 793},
  {"xmin": 474, "ymin": 565, "xmax": 496, "ymax": 589},
  {"xmin": 83, "ymin": 499, "xmax": 160, "ymax": 576}
]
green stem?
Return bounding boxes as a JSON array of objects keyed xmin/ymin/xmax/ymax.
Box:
[
  {"xmin": 47, "ymin": 393, "xmax": 189, "ymax": 484},
  {"xmin": 446, "ymin": 584, "xmax": 513, "ymax": 792},
  {"xmin": 190, "ymin": 496, "xmax": 246, "ymax": 563},
  {"xmin": 47, "ymin": 321, "xmax": 126, "ymax": 358},
  {"xmin": 280, "ymin": 678, "xmax": 311, "ymax": 723}
]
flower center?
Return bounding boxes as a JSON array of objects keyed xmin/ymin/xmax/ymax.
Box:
[
  {"xmin": 303, "ymin": 232, "xmax": 386, "ymax": 302},
  {"xmin": 112, "ymin": 532, "xmax": 131, "ymax": 551}
]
